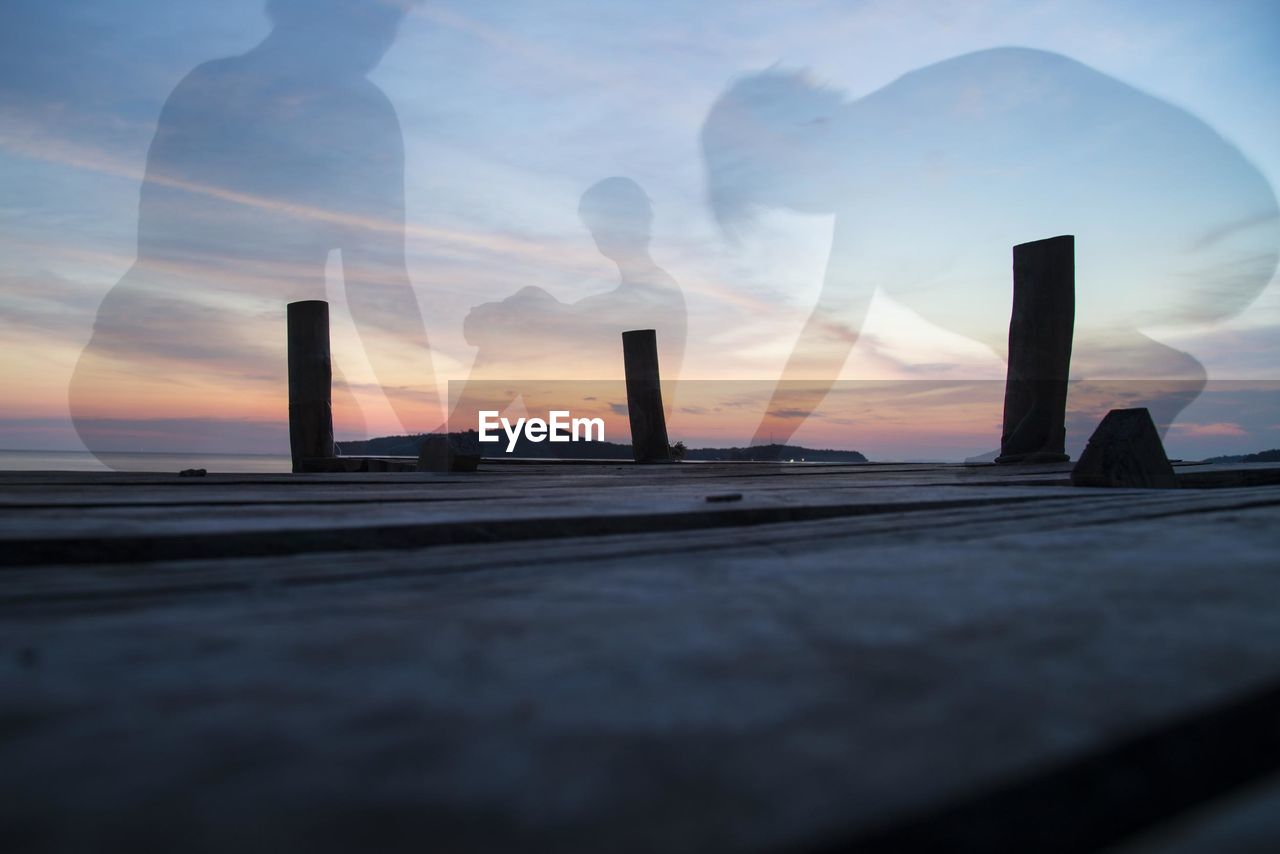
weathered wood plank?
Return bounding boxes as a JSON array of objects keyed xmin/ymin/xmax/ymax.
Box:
[
  {"xmin": 5, "ymin": 461, "xmax": 1275, "ymax": 508},
  {"xmin": 1, "ymin": 496, "xmax": 1276, "ymax": 614},
  {"xmin": 1, "ymin": 504, "xmax": 1279, "ymax": 853},
  {"xmin": 0, "ymin": 488, "xmax": 1086, "ymax": 567},
  {"xmin": 5, "ymin": 475, "xmax": 1278, "ymax": 567}
]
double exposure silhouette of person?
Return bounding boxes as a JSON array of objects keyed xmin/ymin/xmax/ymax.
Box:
[
  {"xmin": 70, "ymin": 0, "xmax": 435, "ymax": 463},
  {"xmin": 453, "ymin": 177, "xmax": 686, "ymax": 425},
  {"xmin": 702, "ymin": 47, "xmax": 1279, "ymax": 447}
]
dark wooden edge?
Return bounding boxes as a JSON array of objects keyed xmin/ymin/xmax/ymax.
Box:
[
  {"xmin": 0, "ymin": 494, "xmax": 1066, "ymax": 570},
  {"xmin": 804, "ymin": 677, "xmax": 1280, "ymax": 854}
]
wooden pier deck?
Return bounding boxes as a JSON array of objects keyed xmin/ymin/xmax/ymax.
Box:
[{"xmin": 3, "ymin": 460, "xmax": 1280, "ymax": 852}]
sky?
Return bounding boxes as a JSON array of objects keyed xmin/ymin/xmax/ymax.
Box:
[{"xmin": 1, "ymin": 0, "xmax": 1278, "ymax": 461}]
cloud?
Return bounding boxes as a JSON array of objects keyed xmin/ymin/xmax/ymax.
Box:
[
  {"xmin": 766, "ymin": 407, "xmax": 815, "ymax": 419},
  {"xmin": 0, "ymin": 416, "xmax": 288, "ymax": 454},
  {"xmin": 0, "ymin": 269, "xmax": 100, "ymax": 342},
  {"xmin": 1169, "ymin": 421, "xmax": 1249, "ymax": 437}
]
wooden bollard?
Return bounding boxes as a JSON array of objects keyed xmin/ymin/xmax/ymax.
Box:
[
  {"xmin": 1071, "ymin": 408, "xmax": 1179, "ymax": 488},
  {"xmin": 287, "ymin": 300, "xmax": 335, "ymax": 473},
  {"xmin": 622, "ymin": 329, "xmax": 672, "ymax": 463},
  {"xmin": 417, "ymin": 432, "xmax": 481, "ymax": 473},
  {"xmin": 996, "ymin": 235, "xmax": 1075, "ymax": 464}
]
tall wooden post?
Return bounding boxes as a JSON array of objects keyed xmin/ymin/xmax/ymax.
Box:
[
  {"xmin": 622, "ymin": 329, "xmax": 672, "ymax": 463},
  {"xmin": 996, "ymin": 235, "xmax": 1075, "ymax": 464},
  {"xmin": 287, "ymin": 300, "xmax": 334, "ymax": 473}
]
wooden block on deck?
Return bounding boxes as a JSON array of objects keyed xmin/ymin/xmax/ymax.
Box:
[
  {"xmin": 297, "ymin": 456, "xmax": 418, "ymax": 473},
  {"xmin": 1072, "ymin": 408, "xmax": 1179, "ymax": 489},
  {"xmin": 416, "ymin": 433, "xmax": 481, "ymax": 473}
]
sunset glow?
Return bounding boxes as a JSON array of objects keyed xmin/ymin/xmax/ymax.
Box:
[{"xmin": 2, "ymin": 1, "xmax": 1277, "ymax": 461}]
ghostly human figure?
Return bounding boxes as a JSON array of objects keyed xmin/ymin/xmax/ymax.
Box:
[
  {"xmin": 702, "ymin": 48, "xmax": 1279, "ymax": 448},
  {"xmin": 453, "ymin": 177, "xmax": 686, "ymax": 429},
  {"xmin": 70, "ymin": 0, "xmax": 435, "ymax": 463}
]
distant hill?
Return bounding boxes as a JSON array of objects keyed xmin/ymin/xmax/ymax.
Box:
[
  {"xmin": 336, "ymin": 433, "xmax": 867, "ymax": 463},
  {"xmin": 336, "ymin": 434, "xmax": 432, "ymax": 456},
  {"xmin": 1202, "ymin": 449, "xmax": 1280, "ymax": 464},
  {"xmin": 682, "ymin": 444, "xmax": 867, "ymax": 462}
]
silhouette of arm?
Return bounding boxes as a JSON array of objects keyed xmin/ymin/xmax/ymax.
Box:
[
  {"xmin": 340, "ymin": 91, "xmax": 440, "ymax": 433},
  {"xmin": 444, "ymin": 290, "xmax": 553, "ymax": 431},
  {"xmin": 751, "ymin": 238, "xmax": 869, "ymax": 446}
]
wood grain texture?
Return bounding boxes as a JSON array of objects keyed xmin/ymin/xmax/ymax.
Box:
[{"xmin": 2, "ymin": 462, "xmax": 1279, "ymax": 853}]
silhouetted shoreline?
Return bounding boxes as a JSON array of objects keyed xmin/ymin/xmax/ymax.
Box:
[
  {"xmin": 337, "ymin": 433, "xmax": 868, "ymax": 462},
  {"xmin": 1203, "ymin": 448, "xmax": 1280, "ymax": 464}
]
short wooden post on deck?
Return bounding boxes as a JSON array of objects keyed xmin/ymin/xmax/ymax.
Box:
[
  {"xmin": 287, "ymin": 300, "xmax": 335, "ymax": 473},
  {"xmin": 1071, "ymin": 408, "xmax": 1179, "ymax": 489},
  {"xmin": 996, "ymin": 235, "xmax": 1075, "ymax": 464},
  {"xmin": 622, "ymin": 329, "xmax": 672, "ymax": 463}
]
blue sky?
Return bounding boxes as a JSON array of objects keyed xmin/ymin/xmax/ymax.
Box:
[{"xmin": 1, "ymin": 0, "xmax": 1277, "ymax": 458}]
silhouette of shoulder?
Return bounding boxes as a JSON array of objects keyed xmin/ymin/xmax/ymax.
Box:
[
  {"xmin": 463, "ymin": 286, "xmax": 563, "ymax": 347},
  {"xmin": 338, "ymin": 77, "xmax": 404, "ymax": 142},
  {"xmin": 156, "ymin": 57, "xmax": 250, "ymax": 114},
  {"xmin": 148, "ymin": 58, "xmax": 232, "ymax": 133},
  {"xmin": 854, "ymin": 45, "xmax": 1210, "ymax": 147},
  {"xmin": 897, "ymin": 46, "xmax": 1092, "ymax": 81},
  {"xmin": 872, "ymin": 47, "xmax": 1131, "ymax": 109},
  {"xmin": 155, "ymin": 56, "xmax": 401, "ymax": 128}
]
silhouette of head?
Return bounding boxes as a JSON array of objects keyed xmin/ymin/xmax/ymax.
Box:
[
  {"xmin": 702, "ymin": 70, "xmax": 845, "ymax": 233},
  {"xmin": 265, "ymin": 0, "xmax": 417, "ymax": 76},
  {"xmin": 579, "ymin": 177, "xmax": 653, "ymax": 262}
]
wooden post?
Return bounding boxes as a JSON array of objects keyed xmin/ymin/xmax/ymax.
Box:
[
  {"xmin": 416, "ymin": 433, "xmax": 481, "ymax": 473},
  {"xmin": 622, "ymin": 329, "xmax": 672, "ymax": 463},
  {"xmin": 996, "ymin": 235, "xmax": 1075, "ymax": 464},
  {"xmin": 287, "ymin": 300, "xmax": 334, "ymax": 473}
]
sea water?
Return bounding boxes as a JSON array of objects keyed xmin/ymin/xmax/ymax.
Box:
[{"xmin": 0, "ymin": 449, "xmax": 292, "ymax": 473}]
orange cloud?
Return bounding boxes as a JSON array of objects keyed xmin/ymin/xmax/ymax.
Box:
[{"xmin": 1169, "ymin": 421, "xmax": 1248, "ymax": 437}]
